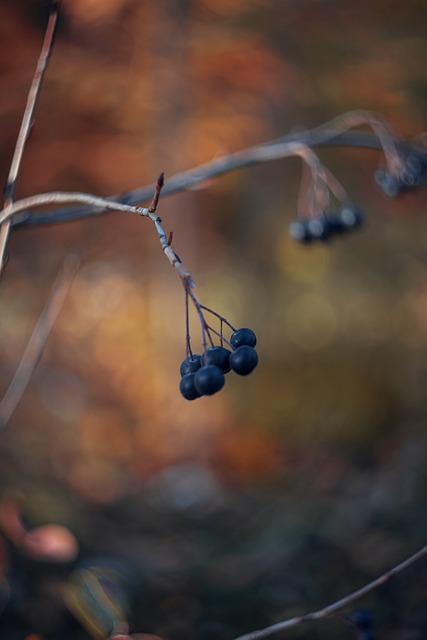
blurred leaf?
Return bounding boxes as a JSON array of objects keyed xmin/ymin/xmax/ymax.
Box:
[{"xmin": 63, "ymin": 566, "xmax": 130, "ymax": 639}]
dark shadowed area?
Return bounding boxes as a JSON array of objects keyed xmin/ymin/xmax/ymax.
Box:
[{"xmin": 0, "ymin": 1, "xmax": 427, "ymax": 639}]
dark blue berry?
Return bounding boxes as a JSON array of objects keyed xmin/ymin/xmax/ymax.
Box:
[
  {"xmin": 339, "ymin": 203, "xmax": 363, "ymax": 229},
  {"xmin": 400, "ymin": 154, "xmax": 424, "ymax": 187},
  {"xmin": 347, "ymin": 609, "xmax": 373, "ymax": 630},
  {"xmin": 289, "ymin": 219, "xmax": 311, "ymax": 243},
  {"xmin": 307, "ymin": 214, "xmax": 334, "ymax": 241},
  {"xmin": 194, "ymin": 365, "xmax": 225, "ymax": 396},
  {"xmin": 229, "ymin": 346, "xmax": 258, "ymax": 375},
  {"xmin": 180, "ymin": 373, "xmax": 202, "ymax": 400},
  {"xmin": 180, "ymin": 354, "xmax": 202, "ymax": 377},
  {"xmin": 322, "ymin": 211, "xmax": 346, "ymax": 234},
  {"xmin": 202, "ymin": 346, "xmax": 231, "ymax": 373},
  {"xmin": 230, "ymin": 328, "xmax": 257, "ymax": 349},
  {"xmin": 375, "ymin": 169, "xmax": 401, "ymax": 196},
  {"xmin": 399, "ymin": 152, "xmax": 427, "ymax": 188},
  {"xmin": 374, "ymin": 153, "xmax": 427, "ymax": 196}
]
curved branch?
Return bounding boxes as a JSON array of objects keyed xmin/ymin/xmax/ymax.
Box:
[
  {"xmin": 12, "ymin": 130, "xmax": 425, "ymax": 229},
  {"xmin": 232, "ymin": 544, "xmax": 427, "ymax": 640}
]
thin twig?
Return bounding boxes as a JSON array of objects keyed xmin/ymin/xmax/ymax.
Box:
[
  {"xmin": 0, "ymin": 254, "xmax": 80, "ymax": 431},
  {"xmin": 0, "ymin": 0, "xmax": 60, "ymax": 277},
  {"xmin": 141, "ymin": 183, "xmax": 216, "ymax": 351},
  {"xmin": 0, "ymin": 191, "xmax": 150, "ymax": 225},
  {"xmin": 149, "ymin": 213, "xmax": 194, "ymax": 284},
  {"xmin": 0, "ymin": 181, "xmax": 225, "ymax": 360},
  {"xmin": 232, "ymin": 544, "xmax": 427, "ymax": 640}
]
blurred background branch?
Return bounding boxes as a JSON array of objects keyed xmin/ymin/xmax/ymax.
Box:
[
  {"xmin": 0, "ymin": 254, "xmax": 80, "ymax": 430},
  {"xmin": 10, "ymin": 129, "xmax": 427, "ymax": 228}
]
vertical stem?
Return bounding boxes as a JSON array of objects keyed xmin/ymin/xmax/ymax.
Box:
[
  {"xmin": 185, "ymin": 290, "xmax": 193, "ymax": 359},
  {"xmin": 187, "ymin": 288, "xmax": 209, "ymax": 352},
  {"xmin": 0, "ymin": 1, "xmax": 61, "ymax": 277}
]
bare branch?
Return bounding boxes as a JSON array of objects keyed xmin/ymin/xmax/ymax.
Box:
[
  {"xmin": 0, "ymin": 254, "xmax": 80, "ymax": 431},
  {"xmin": 0, "ymin": 0, "xmax": 61, "ymax": 277},
  {"xmin": 232, "ymin": 544, "xmax": 427, "ymax": 640},
  {"xmin": 10, "ymin": 128, "xmax": 426, "ymax": 229}
]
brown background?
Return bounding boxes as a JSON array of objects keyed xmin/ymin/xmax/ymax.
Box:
[{"xmin": 0, "ymin": 1, "xmax": 427, "ymax": 639}]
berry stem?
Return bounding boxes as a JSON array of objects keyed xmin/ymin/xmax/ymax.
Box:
[
  {"xmin": 203, "ymin": 324, "xmax": 233, "ymax": 348},
  {"xmin": 199, "ymin": 304, "xmax": 237, "ymax": 331},
  {"xmin": 184, "ymin": 290, "xmax": 194, "ymax": 360},
  {"xmin": 288, "ymin": 143, "xmax": 347, "ymax": 218},
  {"xmin": 311, "ymin": 110, "xmax": 405, "ymax": 176},
  {"xmin": 187, "ymin": 288, "xmax": 211, "ymax": 352},
  {"xmin": 139, "ymin": 175, "xmax": 235, "ymax": 358}
]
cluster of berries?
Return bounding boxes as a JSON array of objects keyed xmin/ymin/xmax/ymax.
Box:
[
  {"xmin": 180, "ymin": 328, "xmax": 258, "ymax": 400},
  {"xmin": 374, "ymin": 153, "xmax": 427, "ymax": 198},
  {"xmin": 375, "ymin": 152, "xmax": 427, "ymax": 197},
  {"xmin": 288, "ymin": 203, "xmax": 363, "ymax": 244}
]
